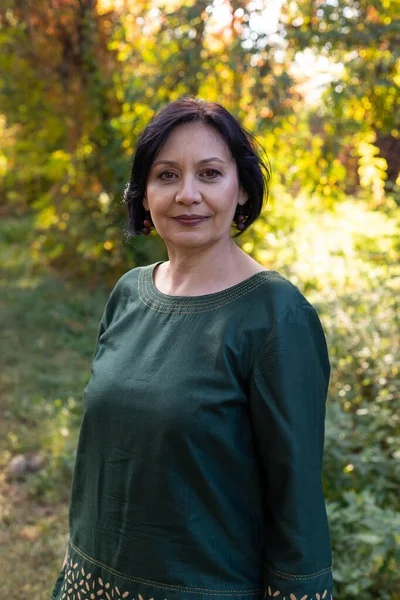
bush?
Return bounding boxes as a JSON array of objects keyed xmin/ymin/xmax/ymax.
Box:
[{"xmin": 327, "ymin": 492, "xmax": 400, "ymax": 599}]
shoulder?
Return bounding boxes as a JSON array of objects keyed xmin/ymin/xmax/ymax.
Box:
[
  {"xmin": 109, "ymin": 262, "xmax": 156, "ymax": 299},
  {"xmin": 241, "ymin": 270, "xmax": 312, "ymax": 321},
  {"xmin": 233, "ymin": 270, "xmax": 325, "ymax": 359},
  {"xmin": 101, "ymin": 264, "xmax": 151, "ymax": 323},
  {"xmin": 247, "ymin": 273, "xmax": 330, "ymax": 376}
]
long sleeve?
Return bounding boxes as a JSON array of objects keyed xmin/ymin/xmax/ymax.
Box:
[
  {"xmin": 89, "ymin": 278, "xmax": 127, "ymax": 364},
  {"xmin": 91, "ymin": 307, "xmax": 109, "ymax": 363},
  {"xmin": 249, "ymin": 302, "xmax": 333, "ymax": 600}
]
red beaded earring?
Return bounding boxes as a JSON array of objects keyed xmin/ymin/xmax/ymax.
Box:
[
  {"xmin": 235, "ymin": 205, "xmax": 246, "ymax": 231},
  {"xmin": 142, "ymin": 211, "xmax": 153, "ymax": 236}
]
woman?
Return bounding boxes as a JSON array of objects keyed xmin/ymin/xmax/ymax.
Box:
[{"xmin": 51, "ymin": 98, "xmax": 333, "ymax": 600}]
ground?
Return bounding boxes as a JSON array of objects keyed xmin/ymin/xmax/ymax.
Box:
[{"xmin": 0, "ymin": 215, "xmax": 108, "ymax": 598}]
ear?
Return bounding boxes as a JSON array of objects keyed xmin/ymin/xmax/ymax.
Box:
[
  {"xmin": 238, "ymin": 187, "xmax": 248, "ymax": 206},
  {"xmin": 143, "ymin": 194, "xmax": 149, "ymax": 211}
]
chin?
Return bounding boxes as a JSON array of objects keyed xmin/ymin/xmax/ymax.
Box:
[{"xmin": 162, "ymin": 232, "xmax": 217, "ymax": 249}]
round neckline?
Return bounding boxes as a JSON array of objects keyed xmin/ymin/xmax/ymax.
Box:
[{"xmin": 138, "ymin": 261, "xmax": 281, "ymax": 314}]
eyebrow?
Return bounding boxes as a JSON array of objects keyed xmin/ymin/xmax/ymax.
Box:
[{"xmin": 153, "ymin": 157, "xmax": 226, "ymax": 167}]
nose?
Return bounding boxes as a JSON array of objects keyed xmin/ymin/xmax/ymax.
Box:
[{"xmin": 175, "ymin": 175, "xmax": 201, "ymax": 205}]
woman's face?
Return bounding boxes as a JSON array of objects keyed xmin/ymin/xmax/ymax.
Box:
[{"xmin": 144, "ymin": 122, "xmax": 247, "ymax": 251}]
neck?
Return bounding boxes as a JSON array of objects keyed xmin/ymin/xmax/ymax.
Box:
[{"xmin": 158, "ymin": 239, "xmax": 245, "ymax": 296}]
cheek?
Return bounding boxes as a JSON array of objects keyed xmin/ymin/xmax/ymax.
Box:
[
  {"xmin": 145, "ymin": 184, "xmax": 164, "ymax": 210},
  {"xmin": 216, "ymin": 183, "xmax": 241, "ymax": 212},
  {"xmin": 218, "ymin": 177, "xmax": 240, "ymax": 199}
]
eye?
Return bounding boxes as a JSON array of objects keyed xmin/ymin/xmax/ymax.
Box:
[
  {"xmin": 201, "ymin": 169, "xmax": 221, "ymax": 179},
  {"xmin": 158, "ymin": 170, "xmax": 177, "ymax": 180}
]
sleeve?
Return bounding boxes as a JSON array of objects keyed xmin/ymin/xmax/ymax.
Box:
[
  {"xmin": 90, "ymin": 283, "xmax": 120, "ymax": 364},
  {"xmin": 249, "ymin": 303, "xmax": 334, "ymax": 600},
  {"xmin": 91, "ymin": 308, "xmax": 108, "ymax": 363},
  {"xmin": 89, "ymin": 274, "xmax": 132, "ymax": 365}
]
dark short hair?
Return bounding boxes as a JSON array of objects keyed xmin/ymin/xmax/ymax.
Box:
[{"xmin": 123, "ymin": 97, "xmax": 270, "ymax": 236}]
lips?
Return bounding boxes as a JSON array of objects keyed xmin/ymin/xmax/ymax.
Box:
[
  {"xmin": 173, "ymin": 215, "xmax": 209, "ymax": 219},
  {"xmin": 172, "ymin": 215, "xmax": 210, "ymax": 226}
]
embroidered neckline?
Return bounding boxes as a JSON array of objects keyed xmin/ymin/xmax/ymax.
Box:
[{"xmin": 138, "ymin": 262, "xmax": 281, "ymax": 314}]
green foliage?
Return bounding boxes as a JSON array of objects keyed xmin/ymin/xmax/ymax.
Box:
[
  {"xmin": 281, "ymin": 0, "xmax": 400, "ymax": 201},
  {"xmin": 322, "ymin": 282, "xmax": 400, "ymax": 597},
  {"xmin": 26, "ymin": 397, "xmax": 83, "ymax": 503},
  {"xmin": 323, "ymin": 282, "xmax": 399, "ymax": 502},
  {"xmin": 1, "ymin": 0, "xmax": 398, "ymax": 278},
  {"xmin": 283, "ymin": 0, "xmax": 399, "ymax": 132},
  {"xmin": 327, "ymin": 492, "xmax": 400, "ymax": 598},
  {"xmin": 0, "ymin": 215, "xmax": 109, "ymax": 504},
  {"xmin": 1, "ymin": 1, "xmax": 399, "ymax": 597}
]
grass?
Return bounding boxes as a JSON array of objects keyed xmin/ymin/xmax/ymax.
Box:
[{"xmin": 0, "ymin": 214, "xmax": 109, "ymax": 598}]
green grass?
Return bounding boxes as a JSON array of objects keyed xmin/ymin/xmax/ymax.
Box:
[{"xmin": 0, "ymin": 214, "xmax": 109, "ymax": 598}]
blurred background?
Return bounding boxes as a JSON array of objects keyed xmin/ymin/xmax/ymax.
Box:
[{"xmin": 0, "ymin": 0, "xmax": 399, "ymax": 598}]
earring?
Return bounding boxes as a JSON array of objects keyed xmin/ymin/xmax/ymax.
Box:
[
  {"xmin": 235, "ymin": 205, "xmax": 246, "ymax": 231},
  {"xmin": 142, "ymin": 211, "xmax": 153, "ymax": 236}
]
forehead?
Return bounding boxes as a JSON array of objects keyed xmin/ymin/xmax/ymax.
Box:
[{"xmin": 156, "ymin": 122, "xmax": 232, "ymax": 161}]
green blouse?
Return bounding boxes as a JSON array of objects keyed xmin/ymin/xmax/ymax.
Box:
[{"xmin": 51, "ymin": 261, "xmax": 333, "ymax": 600}]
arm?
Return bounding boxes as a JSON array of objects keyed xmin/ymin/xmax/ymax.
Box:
[
  {"xmin": 249, "ymin": 303, "xmax": 333, "ymax": 599},
  {"xmin": 61, "ymin": 306, "xmax": 108, "ymax": 570}
]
